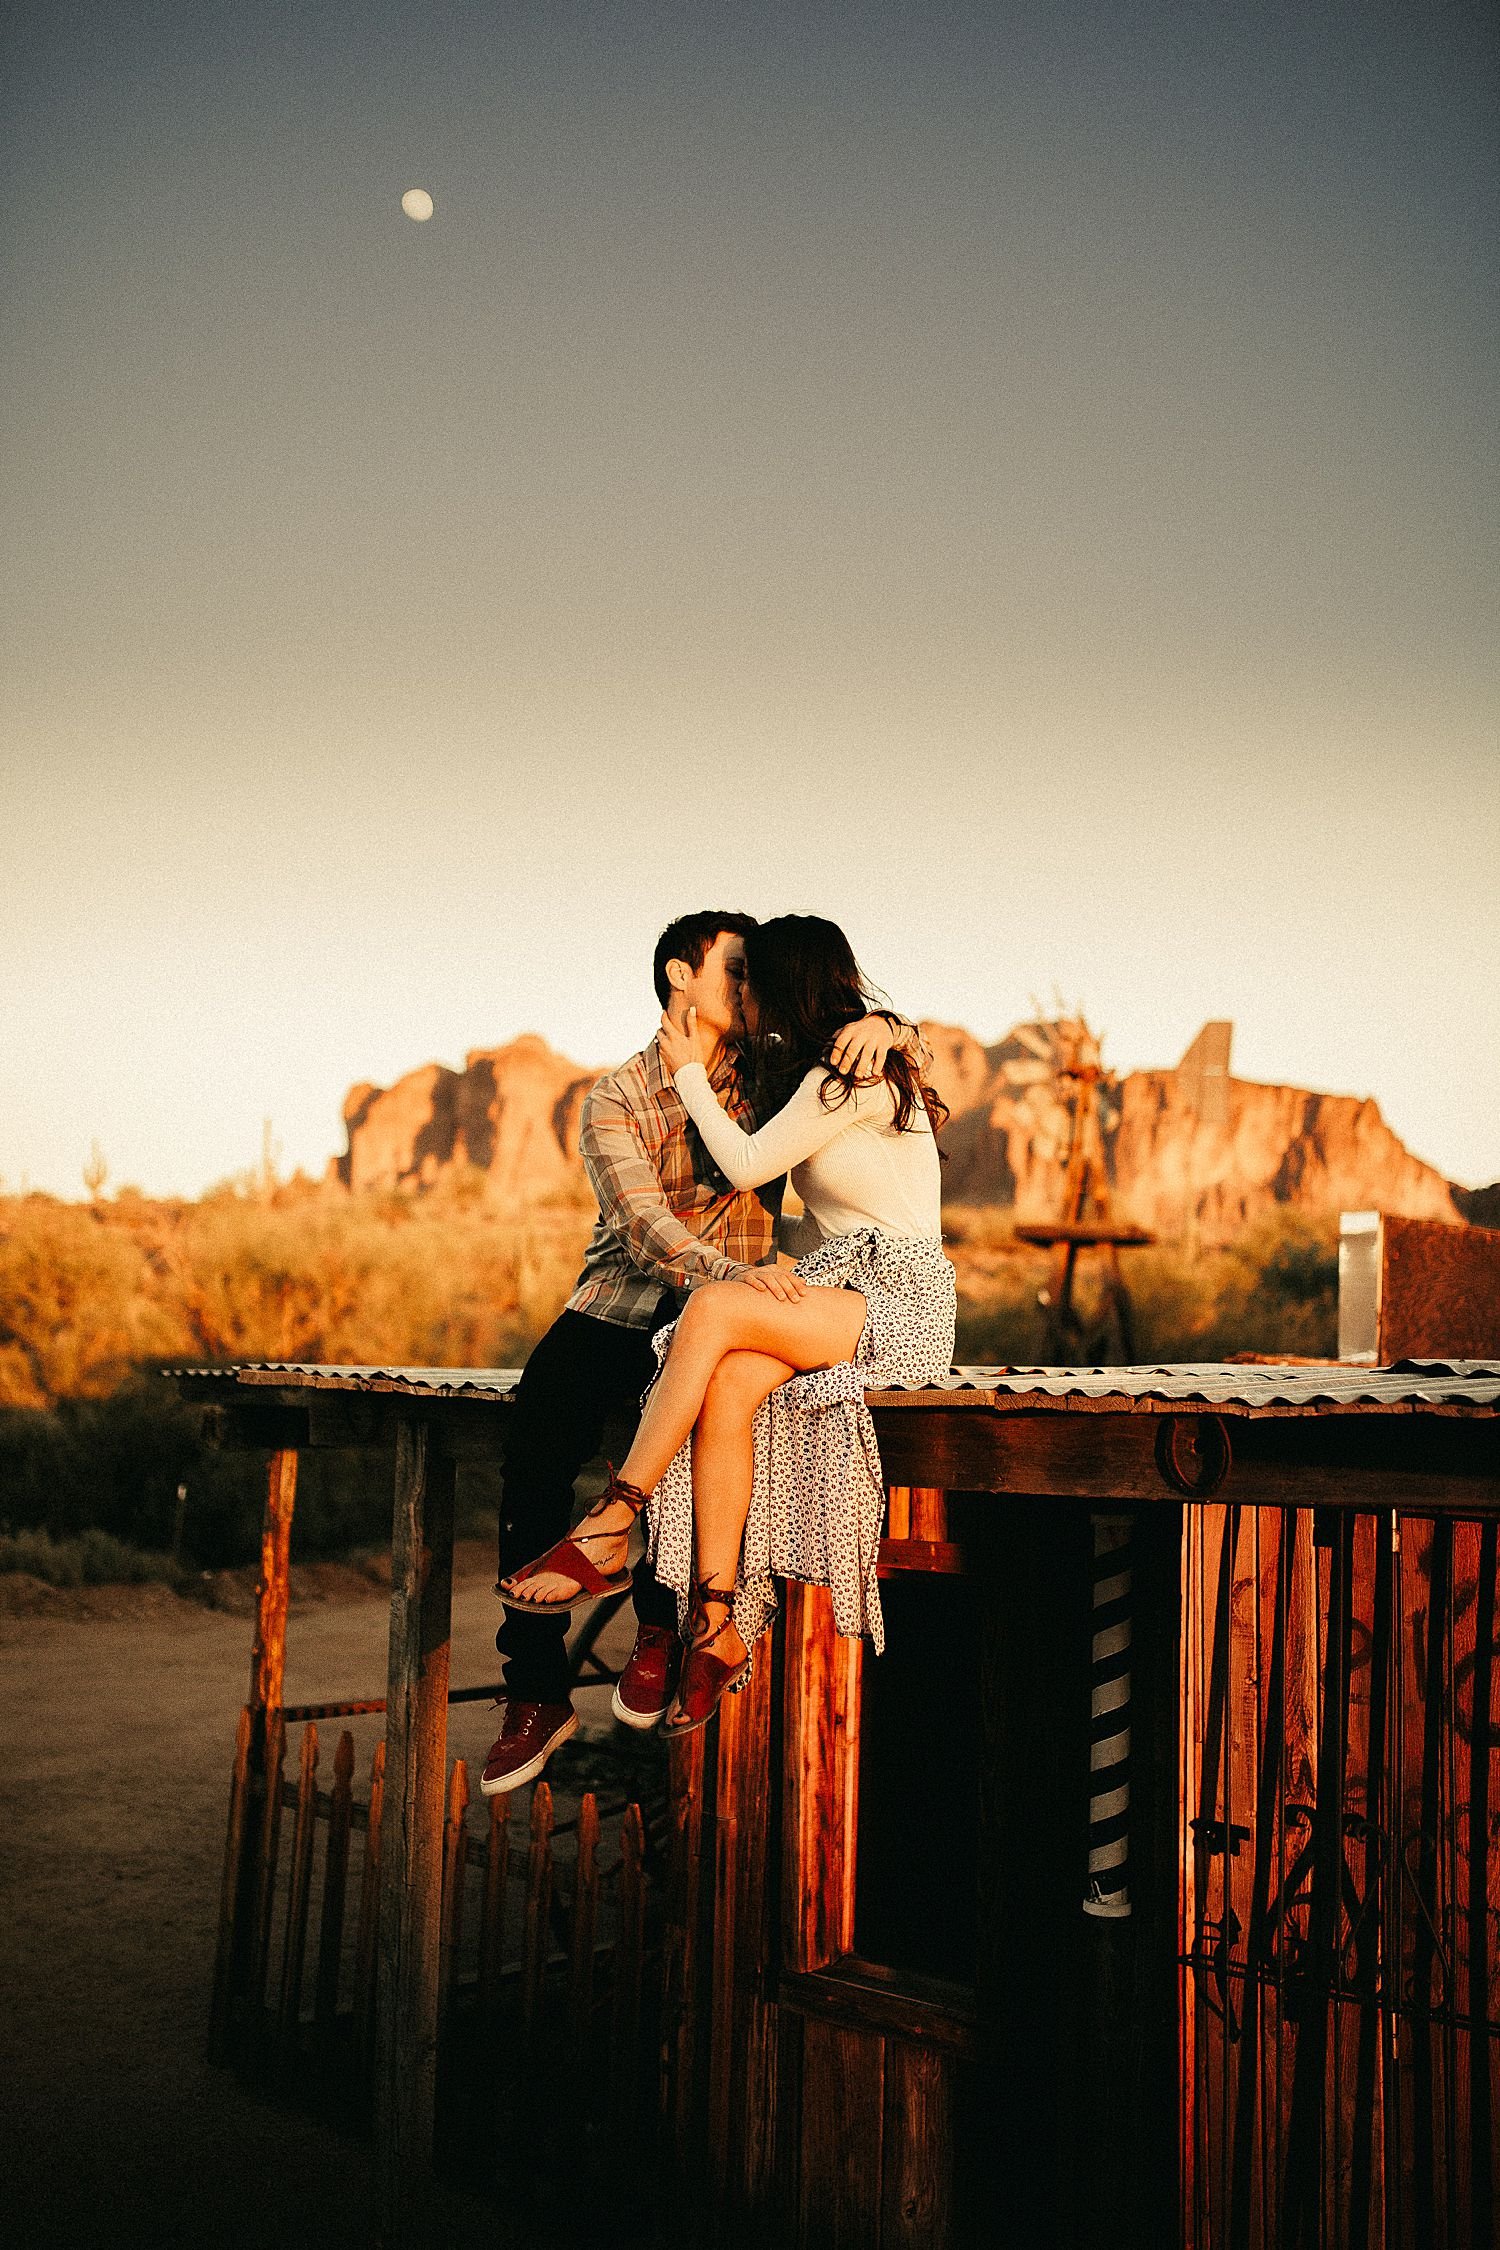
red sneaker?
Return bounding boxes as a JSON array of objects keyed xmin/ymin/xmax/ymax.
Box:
[
  {"xmin": 479, "ymin": 1699, "xmax": 578, "ymax": 1795},
  {"xmin": 611, "ymin": 1624, "xmax": 681, "ymax": 1731}
]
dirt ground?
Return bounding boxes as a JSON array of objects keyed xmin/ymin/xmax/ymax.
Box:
[{"xmin": 0, "ymin": 1544, "xmax": 645, "ymax": 2249}]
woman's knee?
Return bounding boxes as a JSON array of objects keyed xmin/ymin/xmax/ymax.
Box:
[{"xmin": 678, "ymin": 1280, "xmax": 742, "ymax": 1340}]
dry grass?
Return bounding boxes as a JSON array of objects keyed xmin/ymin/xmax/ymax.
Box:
[{"xmin": 0, "ymin": 1175, "xmax": 594, "ymax": 1410}]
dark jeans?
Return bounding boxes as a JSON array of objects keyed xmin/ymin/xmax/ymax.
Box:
[{"xmin": 496, "ymin": 1304, "xmax": 680, "ymax": 1702}]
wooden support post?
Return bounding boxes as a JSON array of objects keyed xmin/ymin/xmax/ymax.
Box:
[
  {"xmin": 209, "ymin": 1447, "xmax": 297, "ymax": 2063},
  {"xmin": 373, "ymin": 1415, "xmax": 455, "ymax": 2250},
  {"xmin": 250, "ymin": 1447, "xmax": 297, "ymax": 1714}
]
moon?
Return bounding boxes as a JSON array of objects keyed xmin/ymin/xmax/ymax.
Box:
[{"xmin": 401, "ymin": 188, "xmax": 434, "ymax": 222}]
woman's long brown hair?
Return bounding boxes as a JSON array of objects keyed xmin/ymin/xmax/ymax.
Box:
[{"xmin": 742, "ymin": 915, "xmax": 948, "ymax": 1139}]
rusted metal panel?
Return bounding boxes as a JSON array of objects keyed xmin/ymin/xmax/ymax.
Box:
[
  {"xmin": 1379, "ymin": 1215, "xmax": 1500, "ymax": 1364},
  {"xmin": 173, "ymin": 1358, "xmax": 1500, "ymax": 1415}
]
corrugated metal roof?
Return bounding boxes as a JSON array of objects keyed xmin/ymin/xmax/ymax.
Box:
[{"xmin": 169, "ymin": 1360, "xmax": 1500, "ymax": 1415}]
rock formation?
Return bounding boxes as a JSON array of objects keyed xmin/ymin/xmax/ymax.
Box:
[
  {"xmin": 335, "ymin": 1035, "xmax": 597, "ymax": 1202},
  {"xmin": 338, "ymin": 1021, "xmax": 1474, "ymax": 1247}
]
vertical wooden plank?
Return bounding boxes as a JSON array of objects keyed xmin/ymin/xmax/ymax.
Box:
[
  {"xmin": 781, "ymin": 1580, "xmax": 861, "ymax": 1974},
  {"xmin": 477, "ymin": 1792, "xmax": 511, "ymax": 2028},
  {"xmin": 211, "ymin": 1448, "xmax": 297, "ymax": 2066},
  {"xmin": 372, "ymin": 1416, "xmax": 454, "ymax": 2246},
  {"xmin": 249, "ymin": 1447, "xmax": 297, "ymax": 1715},
  {"xmin": 1220, "ymin": 1503, "xmax": 1263, "ymax": 2250},
  {"xmin": 1179, "ymin": 1506, "xmax": 1207, "ymax": 2248},
  {"xmin": 313, "ymin": 1729, "xmax": 355, "ymax": 2049},
  {"xmin": 797, "ymin": 2020, "xmax": 885, "ymax": 2249},
  {"xmin": 250, "ymin": 1708, "xmax": 287, "ymax": 2022},
  {"xmin": 521, "ymin": 1781, "xmax": 554, "ymax": 2044},
  {"xmin": 1181, "ymin": 1501, "xmax": 1235, "ymax": 2250},
  {"xmin": 660, "ymin": 1725, "xmax": 706, "ymax": 2174},
  {"xmin": 353, "ymin": 1737, "xmax": 385, "ymax": 2076},
  {"xmin": 1335, "ymin": 1512, "xmax": 1389, "ymax": 2250},
  {"xmin": 708, "ymin": 1619, "xmax": 779, "ymax": 2219},
  {"xmin": 609, "ymin": 1803, "xmax": 647, "ymax": 2161},
  {"xmin": 569, "ymin": 1792, "xmax": 600, "ymax": 2066},
  {"xmin": 208, "ymin": 1705, "xmax": 253, "ymax": 2063},
  {"xmin": 1399, "ymin": 1514, "xmax": 1453, "ymax": 2250},
  {"xmin": 909, "ymin": 1486, "xmax": 947, "ymax": 1540},
  {"xmin": 437, "ymin": 1758, "xmax": 470, "ymax": 2026},
  {"xmin": 277, "ymin": 1720, "xmax": 319, "ymax": 2044},
  {"xmin": 1463, "ymin": 1520, "xmax": 1498, "ymax": 2250},
  {"xmin": 881, "ymin": 2041, "xmax": 952, "ymax": 2248},
  {"xmin": 885, "ymin": 1486, "xmax": 912, "ymax": 1540}
]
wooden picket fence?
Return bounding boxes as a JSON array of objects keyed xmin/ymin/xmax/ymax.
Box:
[{"xmin": 209, "ymin": 1710, "xmax": 660, "ymax": 2177}]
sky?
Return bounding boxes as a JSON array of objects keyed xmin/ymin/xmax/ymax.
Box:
[{"xmin": 2, "ymin": 0, "xmax": 1497, "ymax": 1199}]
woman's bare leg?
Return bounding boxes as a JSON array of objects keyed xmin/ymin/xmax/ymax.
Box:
[
  {"xmin": 684, "ymin": 1348, "xmax": 795, "ymax": 1672},
  {"xmin": 502, "ymin": 1280, "xmax": 866, "ymax": 1606}
]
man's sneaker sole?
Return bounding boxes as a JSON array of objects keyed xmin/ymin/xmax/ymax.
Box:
[
  {"xmin": 611, "ymin": 1684, "xmax": 669, "ymax": 1731},
  {"xmin": 478, "ymin": 1709, "xmax": 579, "ymax": 1796}
]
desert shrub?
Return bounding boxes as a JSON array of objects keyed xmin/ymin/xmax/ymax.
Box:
[
  {"xmin": 0, "ymin": 1196, "xmax": 181, "ymax": 1406},
  {"xmin": 943, "ymin": 1206, "xmax": 1339, "ymax": 1366},
  {"xmin": 0, "ymin": 1526, "xmax": 189, "ymax": 1587},
  {"xmin": 0, "ymin": 1383, "xmax": 502, "ymax": 1570}
]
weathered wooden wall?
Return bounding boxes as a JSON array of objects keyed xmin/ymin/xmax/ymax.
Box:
[{"xmin": 1182, "ymin": 1505, "xmax": 1499, "ymax": 2249}]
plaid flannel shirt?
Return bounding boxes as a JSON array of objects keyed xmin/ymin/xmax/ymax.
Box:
[{"xmin": 566, "ymin": 1036, "xmax": 778, "ymax": 1329}]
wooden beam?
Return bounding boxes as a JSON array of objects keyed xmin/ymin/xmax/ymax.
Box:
[
  {"xmin": 372, "ymin": 1416, "xmax": 455, "ymax": 2249},
  {"xmin": 871, "ymin": 1404, "xmax": 1500, "ymax": 1512}
]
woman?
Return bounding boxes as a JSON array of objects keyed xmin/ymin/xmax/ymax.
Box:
[{"xmin": 502, "ymin": 915, "xmax": 955, "ymax": 1731}]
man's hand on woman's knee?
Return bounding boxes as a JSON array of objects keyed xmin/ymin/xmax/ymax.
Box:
[{"xmin": 737, "ymin": 1263, "xmax": 807, "ymax": 1303}]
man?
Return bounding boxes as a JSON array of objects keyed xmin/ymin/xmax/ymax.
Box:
[{"xmin": 481, "ymin": 909, "xmax": 909, "ymax": 1793}]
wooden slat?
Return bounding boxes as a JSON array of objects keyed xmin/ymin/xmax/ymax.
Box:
[
  {"xmin": 885, "ymin": 1485, "xmax": 912, "ymax": 1539},
  {"xmin": 372, "ymin": 1416, "xmax": 455, "ymax": 2242},
  {"xmin": 708, "ymin": 1627, "xmax": 780, "ymax": 2218},
  {"xmin": 1463, "ymin": 1520, "xmax": 1498, "ymax": 2249},
  {"xmin": 352, "ymin": 1737, "xmax": 385, "ymax": 2076},
  {"xmin": 797, "ymin": 2019, "xmax": 885, "ymax": 2249},
  {"xmin": 1397, "ymin": 1516, "xmax": 1452, "ymax": 2245},
  {"xmin": 438, "ymin": 1758, "xmax": 470, "ymax": 2026},
  {"xmin": 781, "ymin": 1582, "xmax": 861, "ymax": 1975},
  {"xmin": 660, "ymin": 1726, "xmax": 706, "ymax": 2172},
  {"xmin": 881, "ymin": 2040, "xmax": 953, "ymax": 2247},
  {"xmin": 208, "ymin": 1705, "xmax": 253, "ymax": 2064},
  {"xmin": 909, "ymin": 1486, "xmax": 947, "ymax": 1539},
  {"xmin": 569, "ymin": 1791, "xmax": 600, "ymax": 2068},
  {"xmin": 477, "ymin": 1793, "xmax": 511, "ymax": 2028},
  {"xmin": 250, "ymin": 1708, "xmax": 287, "ymax": 2023},
  {"xmin": 313, "ymin": 1729, "xmax": 355, "ymax": 2048},
  {"xmin": 521, "ymin": 1781, "xmax": 554, "ymax": 2045},
  {"xmin": 609, "ymin": 1803, "xmax": 646, "ymax": 2160},
  {"xmin": 277, "ymin": 1721, "xmax": 319, "ymax": 2044}
]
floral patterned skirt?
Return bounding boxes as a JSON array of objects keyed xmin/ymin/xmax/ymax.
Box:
[{"xmin": 642, "ymin": 1228, "xmax": 955, "ymax": 1657}]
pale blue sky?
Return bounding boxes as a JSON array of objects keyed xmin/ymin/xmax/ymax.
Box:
[{"xmin": 3, "ymin": 1, "xmax": 1497, "ymax": 1196}]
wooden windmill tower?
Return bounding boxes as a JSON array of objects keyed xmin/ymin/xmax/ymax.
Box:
[{"xmin": 1014, "ymin": 1017, "xmax": 1153, "ymax": 1363}]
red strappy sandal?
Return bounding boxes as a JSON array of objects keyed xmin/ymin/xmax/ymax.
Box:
[
  {"xmin": 661, "ymin": 1585, "xmax": 751, "ymax": 1736},
  {"xmin": 499, "ymin": 1467, "xmax": 649, "ymax": 1616}
]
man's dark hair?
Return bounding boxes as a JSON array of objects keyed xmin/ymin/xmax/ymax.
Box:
[{"xmin": 652, "ymin": 911, "xmax": 757, "ymax": 1007}]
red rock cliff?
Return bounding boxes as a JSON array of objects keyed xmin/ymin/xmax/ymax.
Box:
[{"xmin": 338, "ymin": 1022, "xmax": 1467, "ymax": 1246}]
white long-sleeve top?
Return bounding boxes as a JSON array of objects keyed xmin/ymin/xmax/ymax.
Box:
[{"xmin": 672, "ymin": 1060, "xmax": 942, "ymax": 1250}]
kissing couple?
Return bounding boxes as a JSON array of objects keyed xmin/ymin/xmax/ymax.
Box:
[{"xmin": 481, "ymin": 909, "xmax": 955, "ymax": 1794}]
